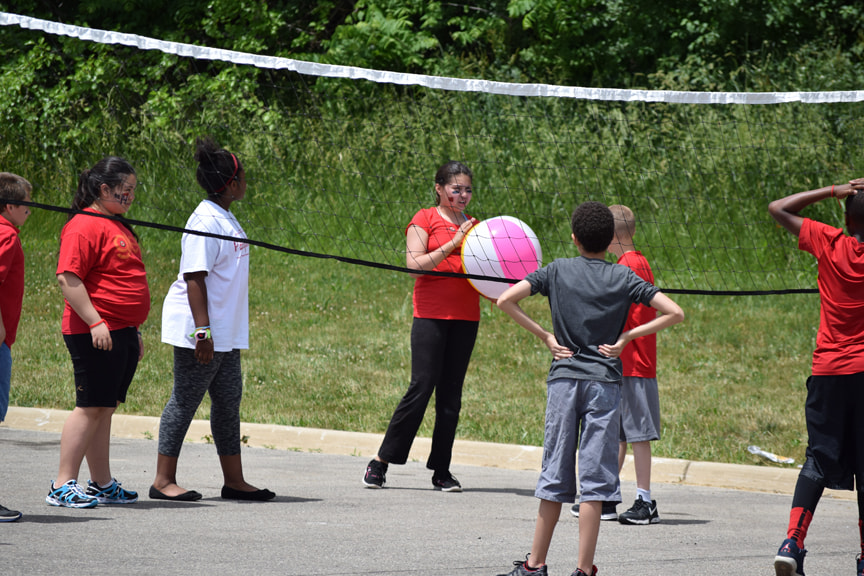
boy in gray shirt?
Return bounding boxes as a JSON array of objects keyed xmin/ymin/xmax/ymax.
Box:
[{"xmin": 495, "ymin": 201, "xmax": 684, "ymax": 576}]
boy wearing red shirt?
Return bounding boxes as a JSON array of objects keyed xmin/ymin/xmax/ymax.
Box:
[
  {"xmin": 769, "ymin": 178, "xmax": 864, "ymax": 576},
  {"xmin": 0, "ymin": 172, "xmax": 32, "ymax": 523},
  {"xmin": 608, "ymin": 205, "xmax": 661, "ymax": 525}
]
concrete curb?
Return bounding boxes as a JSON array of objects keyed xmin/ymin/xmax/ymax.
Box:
[{"xmin": 2, "ymin": 405, "xmax": 839, "ymax": 500}]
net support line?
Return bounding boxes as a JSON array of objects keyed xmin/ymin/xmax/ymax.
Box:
[
  {"xmin": 16, "ymin": 200, "xmax": 516, "ymax": 285},
  {"xmin": 15, "ymin": 200, "xmax": 820, "ymax": 296},
  {"xmin": 3, "ymin": 11, "xmax": 864, "ymax": 105}
]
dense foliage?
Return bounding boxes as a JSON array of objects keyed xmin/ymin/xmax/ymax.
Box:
[
  {"xmin": 4, "ymin": 1, "xmax": 864, "ymax": 90},
  {"xmin": 3, "ymin": 1, "xmax": 864, "ymax": 146}
]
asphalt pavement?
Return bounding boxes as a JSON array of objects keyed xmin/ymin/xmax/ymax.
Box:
[{"xmin": 1, "ymin": 407, "xmax": 860, "ymax": 576}]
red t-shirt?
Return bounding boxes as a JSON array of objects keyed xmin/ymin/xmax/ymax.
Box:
[
  {"xmin": 799, "ymin": 218, "xmax": 864, "ymax": 375},
  {"xmin": 618, "ymin": 251, "xmax": 657, "ymax": 377},
  {"xmin": 0, "ymin": 217, "xmax": 24, "ymax": 347},
  {"xmin": 407, "ymin": 208, "xmax": 480, "ymax": 321},
  {"xmin": 57, "ymin": 209, "xmax": 150, "ymax": 334}
]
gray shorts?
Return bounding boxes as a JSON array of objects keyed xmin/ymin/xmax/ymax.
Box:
[
  {"xmin": 535, "ymin": 378, "xmax": 621, "ymax": 504},
  {"xmin": 619, "ymin": 376, "xmax": 661, "ymax": 443}
]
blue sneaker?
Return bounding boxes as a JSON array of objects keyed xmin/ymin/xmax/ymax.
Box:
[
  {"xmin": 86, "ymin": 478, "xmax": 138, "ymax": 504},
  {"xmin": 857, "ymin": 553, "xmax": 864, "ymax": 576},
  {"xmin": 46, "ymin": 480, "xmax": 98, "ymax": 508},
  {"xmin": 775, "ymin": 538, "xmax": 806, "ymax": 576}
]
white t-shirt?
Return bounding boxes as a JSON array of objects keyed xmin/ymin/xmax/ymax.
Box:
[{"xmin": 161, "ymin": 199, "xmax": 250, "ymax": 351}]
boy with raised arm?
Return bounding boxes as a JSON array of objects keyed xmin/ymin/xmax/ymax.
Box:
[
  {"xmin": 495, "ymin": 201, "xmax": 684, "ymax": 576},
  {"xmin": 768, "ymin": 179, "xmax": 864, "ymax": 576}
]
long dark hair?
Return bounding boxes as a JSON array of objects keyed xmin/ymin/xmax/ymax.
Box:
[
  {"xmin": 69, "ymin": 156, "xmax": 137, "ymax": 238},
  {"xmin": 195, "ymin": 136, "xmax": 243, "ymax": 199}
]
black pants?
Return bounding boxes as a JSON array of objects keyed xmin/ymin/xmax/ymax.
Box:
[{"xmin": 378, "ymin": 317, "xmax": 479, "ymax": 472}]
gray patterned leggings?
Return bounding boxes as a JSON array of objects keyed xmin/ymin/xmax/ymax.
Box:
[{"xmin": 157, "ymin": 347, "xmax": 243, "ymax": 457}]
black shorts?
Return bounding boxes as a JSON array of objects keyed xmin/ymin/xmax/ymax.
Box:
[
  {"xmin": 63, "ymin": 327, "xmax": 140, "ymax": 408},
  {"xmin": 800, "ymin": 372, "xmax": 864, "ymax": 491}
]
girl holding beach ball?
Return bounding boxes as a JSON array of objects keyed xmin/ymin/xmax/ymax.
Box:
[{"xmin": 363, "ymin": 161, "xmax": 479, "ymax": 492}]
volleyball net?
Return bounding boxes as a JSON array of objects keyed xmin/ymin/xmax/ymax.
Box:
[{"xmin": 3, "ymin": 11, "xmax": 864, "ymax": 294}]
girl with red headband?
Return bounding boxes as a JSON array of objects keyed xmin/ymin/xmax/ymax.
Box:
[{"xmin": 150, "ymin": 137, "xmax": 274, "ymax": 502}]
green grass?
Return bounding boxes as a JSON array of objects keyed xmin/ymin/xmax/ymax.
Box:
[
  {"xmin": 2, "ymin": 46, "xmax": 841, "ymax": 469},
  {"xmin": 10, "ymin": 210, "xmax": 817, "ymax": 467}
]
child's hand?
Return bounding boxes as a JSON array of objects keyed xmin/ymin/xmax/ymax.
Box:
[
  {"xmin": 543, "ymin": 333, "xmax": 574, "ymax": 360},
  {"xmin": 90, "ymin": 322, "xmax": 113, "ymax": 351},
  {"xmin": 194, "ymin": 337, "xmax": 214, "ymax": 365},
  {"xmin": 460, "ymin": 217, "xmax": 478, "ymax": 233},
  {"xmin": 598, "ymin": 339, "xmax": 626, "ymax": 358},
  {"xmin": 453, "ymin": 217, "xmax": 478, "ymax": 243},
  {"xmin": 846, "ymin": 178, "xmax": 864, "ymax": 197}
]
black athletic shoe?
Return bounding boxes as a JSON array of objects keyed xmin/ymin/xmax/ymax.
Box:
[
  {"xmin": 617, "ymin": 497, "xmax": 660, "ymax": 525},
  {"xmin": 363, "ymin": 459, "xmax": 387, "ymax": 488},
  {"xmin": 570, "ymin": 501, "xmax": 617, "ymax": 520},
  {"xmin": 0, "ymin": 503, "xmax": 22, "ymax": 522},
  {"xmin": 497, "ymin": 555, "xmax": 548, "ymax": 576},
  {"xmin": 569, "ymin": 566, "xmax": 597, "ymax": 576},
  {"xmin": 432, "ymin": 471, "xmax": 462, "ymax": 492}
]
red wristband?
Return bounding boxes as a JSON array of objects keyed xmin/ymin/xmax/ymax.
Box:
[
  {"xmin": 89, "ymin": 319, "xmax": 107, "ymax": 329},
  {"xmin": 831, "ymin": 184, "xmax": 835, "ymax": 197}
]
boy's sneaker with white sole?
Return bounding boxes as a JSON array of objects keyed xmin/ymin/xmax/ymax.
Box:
[
  {"xmin": 774, "ymin": 538, "xmax": 806, "ymax": 576},
  {"xmin": 617, "ymin": 496, "xmax": 660, "ymax": 525}
]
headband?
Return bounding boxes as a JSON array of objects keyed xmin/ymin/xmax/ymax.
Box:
[{"xmin": 212, "ymin": 153, "xmax": 239, "ymax": 196}]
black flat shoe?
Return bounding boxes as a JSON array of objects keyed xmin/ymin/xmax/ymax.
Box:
[
  {"xmin": 149, "ymin": 485, "xmax": 203, "ymax": 501},
  {"xmin": 220, "ymin": 486, "xmax": 275, "ymax": 501}
]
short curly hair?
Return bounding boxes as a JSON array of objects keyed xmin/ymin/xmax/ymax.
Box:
[
  {"xmin": 571, "ymin": 201, "xmax": 614, "ymax": 253},
  {"xmin": 847, "ymin": 191, "xmax": 864, "ymax": 228}
]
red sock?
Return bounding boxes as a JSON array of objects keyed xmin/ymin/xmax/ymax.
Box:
[{"xmin": 787, "ymin": 507, "xmax": 813, "ymax": 548}]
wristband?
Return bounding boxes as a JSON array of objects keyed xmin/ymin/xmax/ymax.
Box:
[
  {"xmin": 189, "ymin": 327, "xmax": 211, "ymax": 341},
  {"xmin": 831, "ymin": 184, "xmax": 835, "ymax": 198},
  {"xmin": 89, "ymin": 319, "xmax": 107, "ymax": 330}
]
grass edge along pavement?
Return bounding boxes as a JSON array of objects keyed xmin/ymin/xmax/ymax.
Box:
[{"xmin": 2, "ymin": 405, "xmax": 851, "ymax": 502}]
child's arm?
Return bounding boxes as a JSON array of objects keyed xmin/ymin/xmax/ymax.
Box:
[
  {"xmin": 57, "ymin": 271, "xmax": 113, "ymax": 351},
  {"xmin": 497, "ymin": 280, "xmax": 574, "ymax": 360},
  {"xmin": 405, "ymin": 218, "xmax": 477, "ymax": 276},
  {"xmin": 598, "ymin": 292, "xmax": 684, "ymax": 358},
  {"xmin": 769, "ymin": 179, "xmax": 862, "ymax": 236},
  {"xmin": 184, "ymin": 271, "xmax": 214, "ymax": 365}
]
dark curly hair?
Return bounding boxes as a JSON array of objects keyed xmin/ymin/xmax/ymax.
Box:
[
  {"xmin": 847, "ymin": 191, "xmax": 864, "ymax": 230},
  {"xmin": 195, "ymin": 136, "xmax": 243, "ymax": 199},
  {"xmin": 571, "ymin": 201, "xmax": 614, "ymax": 253}
]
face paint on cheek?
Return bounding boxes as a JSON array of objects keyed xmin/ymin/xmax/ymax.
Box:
[{"xmin": 114, "ymin": 192, "xmax": 131, "ymax": 205}]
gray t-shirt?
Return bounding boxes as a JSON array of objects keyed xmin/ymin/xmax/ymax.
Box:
[{"xmin": 525, "ymin": 256, "xmax": 660, "ymax": 383}]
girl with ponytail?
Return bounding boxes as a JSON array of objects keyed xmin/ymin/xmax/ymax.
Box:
[
  {"xmin": 48, "ymin": 156, "xmax": 150, "ymax": 508},
  {"xmin": 151, "ymin": 137, "xmax": 273, "ymax": 502}
]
